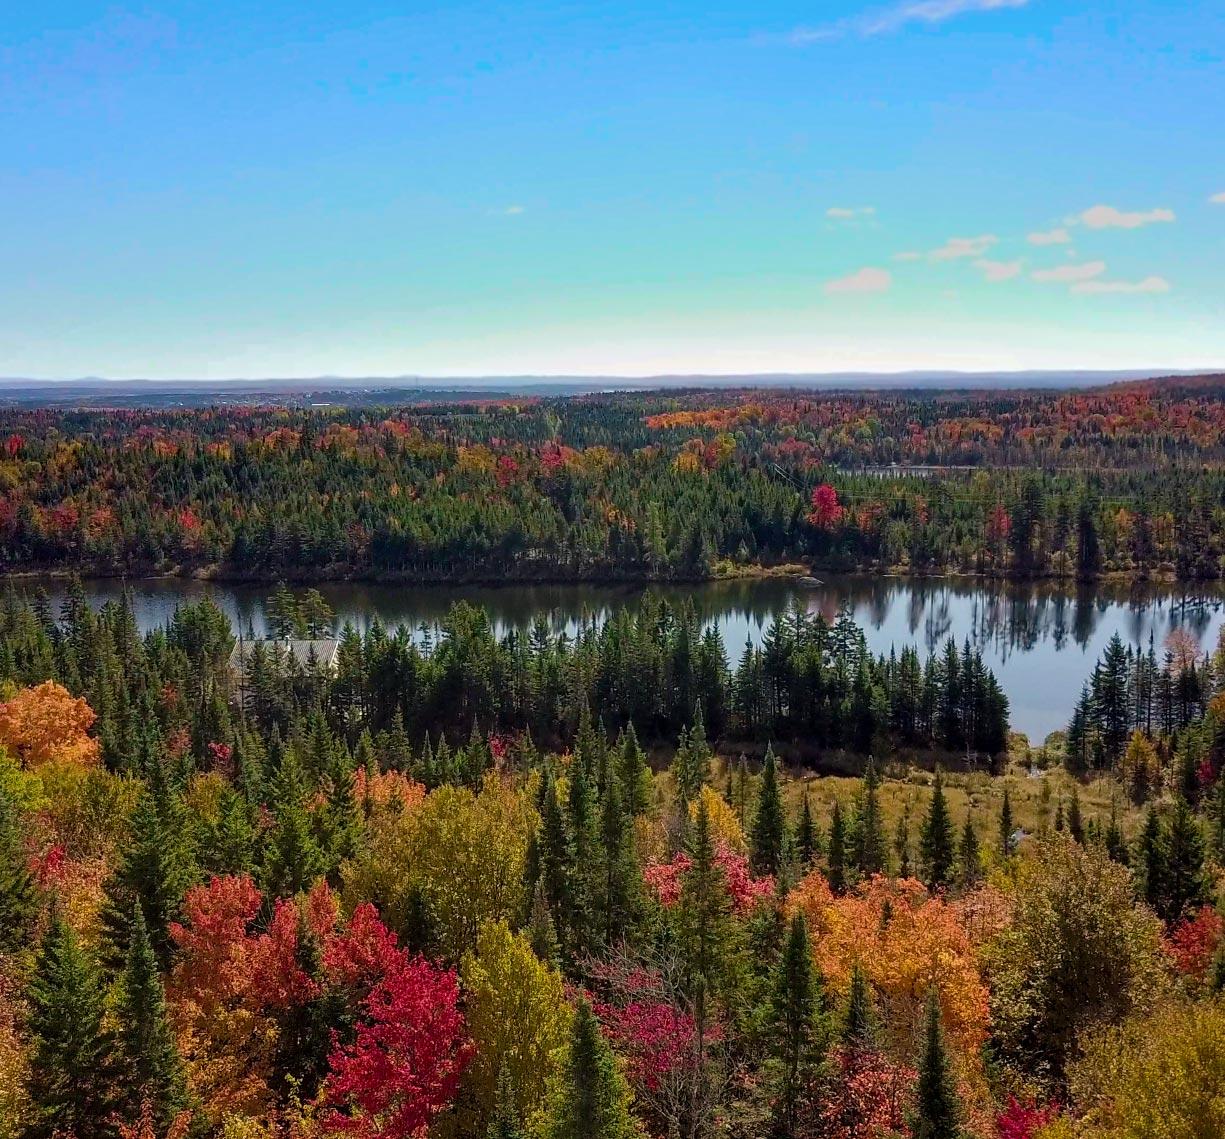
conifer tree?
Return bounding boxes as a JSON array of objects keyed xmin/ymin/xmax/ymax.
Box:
[
  {"xmin": 1162, "ymin": 795, "xmax": 1208, "ymax": 923},
  {"xmin": 262, "ymin": 749, "xmax": 327, "ymax": 897},
  {"xmin": 616, "ymin": 723, "xmax": 652, "ymax": 816},
  {"xmin": 773, "ymin": 912, "xmax": 822, "ymax": 1135},
  {"xmin": 841, "ymin": 963, "xmax": 876, "ymax": 1051},
  {"xmin": 488, "ymin": 1064, "xmax": 526, "ymax": 1139},
  {"xmin": 0, "ymin": 785, "xmax": 37, "ymax": 953},
  {"xmin": 597, "ymin": 764, "xmax": 640, "ymax": 946},
  {"xmin": 1138, "ymin": 805, "xmax": 1165, "ymax": 915},
  {"xmin": 115, "ymin": 906, "xmax": 190, "ymax": 1129},
  {"xmin": 751, "ymin": 745, "xmax": 786, "ymax": 876},
  {"xmin": 998, "ymin": 785, "xmax": 1014, "ymax": 857},
  {"xmin": 24, "ymin": 910, "xmax": 119, "ymax": 1139},
  {"xmin": 796, "ymin": 790, "xmax": 816, "ymax": 869},
  {"xmin": 543, "ymin": 1000, "xmax": 637, "ymax": 1139},
  {"xmin": 958, "ymin": 816, "xmax": 981, "ymax": 887},
  {"xmin": 919, "ymin": 771, "xmax": 957, "ymax": 889},
  {"xmin": 895, "ymin": 809, "xmax": 912, "ymax": 879},
  {"xmin": 852, "ymin": 760, "xmax": 887, "ymax": 876},
  {"xmin": 910, "ymin": 988, "xmax": 963, "ymax": 1139},
  {"xmin": 1067, "ymin": 788, "xmax": 1084, "ymax": 844},
  {"xmin": 1105, "ymin": 798, "xmax": 1128, "ymax": 865},
  {"xmin": 827, "ymin": 799, "xmax": 848, "ymax": 895}
]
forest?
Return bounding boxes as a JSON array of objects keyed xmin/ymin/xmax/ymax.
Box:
[
  {"xmin": 2, "ymin": 378, "xmax": 1225, "ymax": 582},
  {"xmin": 1, "ymin": 583, "xmax": 1224, "ymax": 1139}
]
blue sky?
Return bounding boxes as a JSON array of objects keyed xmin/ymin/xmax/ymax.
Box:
[{"xmin": 2, "ymin": 1, "xmax": 1223, "ymax": 378}]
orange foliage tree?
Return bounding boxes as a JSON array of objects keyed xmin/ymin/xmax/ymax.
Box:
[{"xmin": 0, "ymin": 681, "xmax": 100, "ymax": 768}]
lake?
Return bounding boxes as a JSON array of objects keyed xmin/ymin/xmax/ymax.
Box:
[{"xmin": 9, "ymin": 574, "xmax": 1225, "ymax": 744}]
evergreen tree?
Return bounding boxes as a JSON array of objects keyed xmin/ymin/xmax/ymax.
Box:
[
  {"xmin": 796, "ymin": 790, "xmax": 817, "ymax": 869},
  {"xmin": 1105, "ymin": 798, "xmax": 1128, "ymax": 865},
  {"xmin": 841, "ymin": 963, "xmax": 876, "ymax": 1051},
  {"xmin": 751, "ymin": 745, "xmax": 786, "ymax": 876},
  {"xmin": 1066, "ymin": 788, "xmax": 1085, "ymax": 844},
  {"xmin": 919, "ymin": 771, "xmax": 957, "ymax": 889},
  {"xmin": 999, "ymin": 785, "xmax": 1015, "ymax": 857},
  {"xmin": 262, "ymin": 750, "xmax": 327, "ymax": 897},
  {"xmin": 543, "ymin": 1000, "xmax": 637, "ymax": 1139},
  {"xmin": 487, "ymin": 1064, "xmax": 526, "ymax": 1139},
  {"xmin": 827, "ymin": 799, "xmax": 848, "ymax": 895},
  {"xmin": 1162, "ymin": 796, "xmax": 1209, "ymax": 923},
  {"xmin": 24, "ymin": 910, "xmax": 119, "ymax": 1139},
  {"xmin": 910, "ymin": 988, "xmax": 963, "ymax": 1139},
  {"xmin": 0, "ymin": 785, "xmax": 37, "ymax": 952},
  {"xmin": 616, "ymin": 724, "xmax": 652, "ymax": 816},
  {"xmin": 852, "ymin": 760, "xmax": 887, "ymax": 877},
  {"xmin": 958, "ymin": 816, "xmax": 981, "ymax": 887},
  {"xmin": 597, "ymin": 764, "xmax": 640, "ymax": 946},
  {"xmin": 894, "ymin": 809, "xmax": 913, "ymax": 880},
  {"xmin": 1138, "ymin": 805, "xmax": 1165, "ymax": 915},
  {"xmin": 115, "ymin": 906, "xmax": 191, "ymax": 1129},
  {"xmin": 773, "ymin": 912, "xmax": 822, "ymax": 1136}
]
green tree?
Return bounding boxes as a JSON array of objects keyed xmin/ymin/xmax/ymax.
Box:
[
  {"xmin": 1161, "ymin": 796, "xmax": 1209, "ymax": 923},
  {"xmin": 841, "ymin": 963, "xmax": 876, "ymax": 1050},
  {"xmin": 919, "ymin": 771, "xmax": 957, "ymax": 889},
  {"xmin": 773, "ymin": 912, "xmax": 823, "ymax": 1135},
  {"xmin": 796, "ymin": 791, "xmax": 817, "ymax": 869},
  {"xmin": 852, "ymin": 760, "xmax": 887, "ymax": 877},
  {"xmin": 827, "ymin": 799, "xmax": 848, "ymax": 895},
  {"xmin": 909, "ymin": 988, "xmax": 963, "ymax": 1139},
  {"xmin": 998, "ymin": 785, "xmax": 1015, "ymax": 857},
  {"xmin": 958, "ymin": 816, "xmax": 981, "ymax": 887},
  {"xmin": 114, "ymin": 906, "xmax": 190, "ymax": 1129},
  {"xmin": 750, "ymin": 745, "xmax": 786, "ymax": 876},
  {"xmin": 24, "ymin": 910, "xmax": 119, "ymax": 1139},
  {"xmin": 487, "ymin": 1065, "xmax": 525, "ymax": 1139},
  {"xmin": 0, "ymin": 785, "xmax": 36, "ymax": 952},
  {"xmin": 542, "ymin": 1000, "xmax": 638, "ymax": 1139}
]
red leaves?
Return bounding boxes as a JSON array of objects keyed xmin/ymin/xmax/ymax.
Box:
[
  {"xmin": 1165, "ymin": 906, "xmax": 1224, "ymax": 983},
  {"xmin": 808, "ymin": 483, "xmax": 844, "ymax": 530},
  {"xmin": 643, "ymin": 844, "xmax": 774, "ymax": 914},
  {"xmin": 595, "ymin": 998, "xmax": 703, "ymax": 1092},
  {"xmin": 319, "ymin": 949, "xmax": 472, "ymax": 1139},
  {"xmin": 996, "ymin": 1095, "xmax": 1060, "ymax": 1139}
]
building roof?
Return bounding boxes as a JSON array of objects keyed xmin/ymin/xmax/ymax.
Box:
[{"xmin": 229, "ymin": 637, "xmax": 340, "ymax": 671}]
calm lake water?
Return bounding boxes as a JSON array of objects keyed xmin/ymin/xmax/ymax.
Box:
[{"xmin": 9, "ymin": 575, "xmax": 1225, "ymax": 744}]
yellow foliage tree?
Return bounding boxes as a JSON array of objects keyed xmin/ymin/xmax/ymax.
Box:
[
  {"xmin": 688, "ymin": 786, "xmax": 746, "ymax": 853},
  {"xmin": 0, "ymin": 681, "xmax": 100, "ymax": 768},
  {"xmin": 455, "ymin": 920, "xmax": 572, "ymax": 1136}
]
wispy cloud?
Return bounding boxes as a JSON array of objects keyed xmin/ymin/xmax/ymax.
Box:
[
  {"xmin": 973, "ymin": 258, "xmax": 1023, "ymax": 282},
  {"xmin": 1027, "ymin": 227, "xmax": 1070, "ymax": 246},
  {"xmin": 1211, "ymin": 191, "xmax": 1225, "ymax": 205},
  {"xmin": 1073, "ymin": 276, "xmax": 1171, "ymax": 295},
  {"xmin": 500, "ymin": 205, "xmax": 526, "ymax": 216},
  {"xmin": 825, "ymin": 266, "xmax": 892, "ymax": 294},
  {"xmin": 827, "ymin": 205, "xmax": 877, "ymax": 220},
  {"xmin": 790, "ymin": 0, "xmax": 1031, "ymax": 43},
  {"xmin": 1074, "ymin": 204, "xmax": 1175, "ymax": 230},
  {"xmin": 930, "ymin": 234, "xmax": 997, "ymax": 260},
  {"xmin": 1032, "ymin": 261, "xmax": 1106, "ymax": 283}
]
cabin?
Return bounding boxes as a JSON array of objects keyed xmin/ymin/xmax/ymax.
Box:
[{"xmin": 228, "ymin": 637, "xmax": 341, "ymax": 681}]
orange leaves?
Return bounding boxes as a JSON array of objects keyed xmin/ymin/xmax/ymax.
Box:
[
  {"xmin": 787, "ymin": 872, "xmax": 990, "ymax": 1059},
  {"xmin": 0, "ymin": 681, "xmax": 100, "ymax": 768}
]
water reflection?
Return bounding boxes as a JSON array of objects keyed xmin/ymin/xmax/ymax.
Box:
[{"xmin": 7, "ymin": 574, "xmax": 1224, "ymax": 744}]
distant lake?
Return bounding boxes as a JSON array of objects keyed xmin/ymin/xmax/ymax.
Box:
[{"xmin": 9, "ymin": 574, "xmax": 1225, "ymax": 744}]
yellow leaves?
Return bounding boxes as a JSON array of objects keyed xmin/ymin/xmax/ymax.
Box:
[
  {"xmin": 0, "ymin": 681, "xmax": 100, "ymax": 769},
  {"xmin": 672, "ymin": 449, "xmax": 702, "ymax": 476},
  {"xmin": 457, "ymin": 921, "xmax": 572, "ymax": 1135},
  {"xmin": 687, "ymin": 787, "xmax": 745, "ymax": 853},
  {"xmin": 456, "ymin": 444, "xmax": 497, "ymax": 477}
]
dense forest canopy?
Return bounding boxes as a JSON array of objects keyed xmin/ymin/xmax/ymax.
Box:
[{"xmin": 2, "ymin": 379, "xmax": 1224, "ymax": 581}]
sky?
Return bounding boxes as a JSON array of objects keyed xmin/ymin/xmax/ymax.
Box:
[{"xmin": 1, "ymin": 1, "xmax": 1223, "ymax": 379}]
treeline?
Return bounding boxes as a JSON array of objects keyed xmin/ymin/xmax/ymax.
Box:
[
  {"xmin": 0, "ymin": 586, "xmax": 1008, "ymax": 763},
  {"xmin": 1, "ymin": 386, "xmax": 1223, "ymax": 581}
]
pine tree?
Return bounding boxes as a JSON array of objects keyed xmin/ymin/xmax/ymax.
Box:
[
  {"xmin": 827, "ymin": 799, "xmax": 848, "ymax": 895},
  {"xmin": 853, "ymin": 760, "xmax": 887, "ymax": 876},
  {"xmin": 998, "ymin": 785, "xmax": 1014, "ymax": 858},
  {"xmin": 773, "ymin": 912, "xmax": 822, "ymax": 1135},
  {"xmin": 1066, "ymin": 788, "xmax": 1085, "ymax": 844},
  {"xmin": 958, "ymin": 816, "xmax": 980, "ymax": 887},
  {"xmin": 796, "ymin": 790, "xmax": 817, "ymax": 869},
  {"xmin": 24, "ymin": 910, "xmax": 119, "ymax": 1139},
  {"xmin": 488, "ymin": 1063, "xmax": 526, "ymax": 1139},
  {"xmin": 894, "ymin": 809, "xmax": 912, "ymax": 879},
  {"xmin": 115, "ymin": 905, "xmax": 190, "ymax": 1129},
  {"xmin": 1105, "ymin": 798, "xmax": 1128, "ymax": 865},
  {"xmin": 1162, "ymin": 795, "xmax": 1208, "ymax": 923},
  {"xmin": 841, "ymin": 963, "xmax": 875, "ymax": 1051},
  {"xmin": 919, "ymin": 771, "xmax": 957, "ymax": 889},
  {"xmin": 0, "ymin": 785, "xmax": 37, "ymax": 952},
  {"xmin": 262, "ymin": 750, "xmax": 327, "ymax": 898},
  {"xmin": 910, "ymin": 988, "xmax": 963, "ymax": 1139},
  {"xmin": 597, "ymin": 764, "xmax": 640, "ymax": 947},
  {"xmin": 1137, "ymin": 805, "xmax": 1165, "ymax": 915},
  {"xmin": 543, "ymin": 1000, "xmax": 637, "ymax": 1139},
  {"xmin": 616, "ymin": 724, "xmax": 652, "ymax": 817},
  {"xmin": 750, "ymin": 745, "xmax": 786, "ymax": 876}
]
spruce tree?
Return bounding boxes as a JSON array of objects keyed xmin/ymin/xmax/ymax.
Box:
[
  {"xmin": 919, "ymin": 771, "xmax": 956, "ymax": 889},
  {"xmin": 910, "ymin": 988, "xmax": 963, "ymax": 1139},
  {"xmin": 841, "ymin": 963, "xmax": 876, "ymax": 1051},
  {"xmin": 0, "ymin": 785, "xmax": 37, "ymax": 953},
  {"xmin": 853, "ymin": 760, "xmax": 887, "ymax": 876},
  {"xmin": 998, "ymin": 786, "xmax": 1014, "ymax": 857},
  {"xmin": 1105, "ymin": 798, "xmax": 1128, "ymax": 865},
  {"xmin": 616, "ymin": 724, "xmax": 652, "ymax": 817},
  {"xmin": 1066, "ymin": 788, "xmax": 1085, "ymax": 844},
  {"xmin": 1162, "ymin": 795, "xmax": 1208, "ymax": 923},
  {"xmin": 115, "ymin": 905, "xmax": 190, "ymax": 1129},
  {"xmin": 262, "ymin": 750, "xmax": 327, "ymax": 898},
  {"xmin": 750, "ymin": 745, "xmax": 786, "ymax": 876},
  {"xmin": 796, "ymin": 790, "xmax": 817, "ymax": 869},
  {"xmin": 543, "ymin": 1000, "xmax": 637, "ymax": 1139},
  {"xmin": 488, "ymin": 1063, "xmax": 526, "ymax": 1139},
  {"xmin": 1137, "ymin": 805, "xmax": 1165, "ymax": 915},
  {"xmin": 773, "ymin": 912, "xmax": 822, "ymax": 1135},
  {"xmin": 24, "ymin": 910, "xmax": 119, "ymax": 1139},
  {"xmin": 827, "ymin": 799, "xmax": 848, "ymax": 895},
  {"xmin": 597, "ymin": 764, "xmax": 640, "ymax": 946},
  {"xmin": 958, "ymin": 816, "xmax": 980, "ymax": 887}
]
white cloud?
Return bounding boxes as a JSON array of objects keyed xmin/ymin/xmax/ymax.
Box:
[
  {"xmin": 790, "ymin": 0, "xmax": 1031, "ymax": 42},
  {"xmin": 825, "ymin": 266, "xmax": 892, "ymax": 294},
  {"xmin": 973, "ymin": 258, "xmax": 1023, "ymax": 282},
  {"xmin": 1075, "ymin": 204, "xmax": 1175, "ymax": 230},
  {"xmin": 500, "ymin": 205, "xmax": 526, "ymax": 216},
  {"xmin": 1027, "ymin": 227, "xmax": 1070, "ymax": 246},
  {"xmin": 827, "ymin": 206, "xmax": 876, "ymax": 219},
  {"xmin": 930, "ymin": 234, "xmax": 997, "ymax": 260},
  {"xmin": 893, "ymin": 251, "xmax": 922, "ymax": 261},
  {"xmin": 1211, "ymin": 192, "xmax": 1225, "ymax": 204},
  {"xmin": 1073, "ymin": 276, "xmax": 1171, "ymax": 295},
  {"xmin": 1032, "ymin": 260, "xmax": 1106, "ymax": 283}
]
